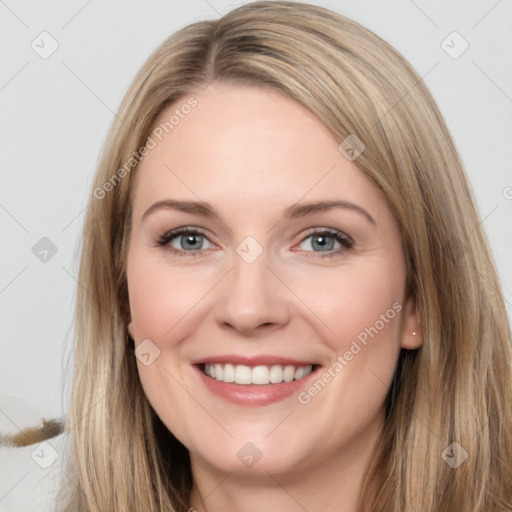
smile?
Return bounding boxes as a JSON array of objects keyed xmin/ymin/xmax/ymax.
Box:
[
  {"xmin": 193, "ymin": 355, "xmax": 322, "ymax": 406},
  {"xmin": 202, "ymin": 363, "xmax": 315, "ymax": 385}
]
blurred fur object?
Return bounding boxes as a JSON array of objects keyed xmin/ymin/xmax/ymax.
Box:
[{"xmin": 0, "ymin": 419, "xmax": 63, "ymax": 447}]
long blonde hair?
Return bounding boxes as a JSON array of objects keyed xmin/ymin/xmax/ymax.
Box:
[{"xmin": 61, "ymin": 2, "xmax": 512, "ymax": 510}]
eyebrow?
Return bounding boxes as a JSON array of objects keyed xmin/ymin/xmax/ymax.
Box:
[{"xmin": 142, "ymin": 199, "xmax": 376, "ymax": 226}]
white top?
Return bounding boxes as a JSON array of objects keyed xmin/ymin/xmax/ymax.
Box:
[{"xmin": 0, "ymin": 434, "xmax": 68, "ymax": 512}]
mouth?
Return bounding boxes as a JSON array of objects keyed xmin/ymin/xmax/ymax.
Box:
[
  {"xmin": 192, "ymin": 357, "xmax": 322, "ymax": 406},
  {"xmin": 200, "ymin": 363, "xmax": 318, "ymax": 385}
]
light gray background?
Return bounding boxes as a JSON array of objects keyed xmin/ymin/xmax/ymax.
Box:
[{"xmin": 1, "ymin": 0, "xmax": 511, "ymax": 434}]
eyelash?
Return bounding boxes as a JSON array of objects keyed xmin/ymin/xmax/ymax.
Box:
[{"xmin": 156, "ymin": 227, "xmax": 354, "ymax": 259}]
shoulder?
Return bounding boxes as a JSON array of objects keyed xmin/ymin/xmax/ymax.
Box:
[{"xmin": 0, "ymin": 432, "xmax": 68, "ymax": 512}]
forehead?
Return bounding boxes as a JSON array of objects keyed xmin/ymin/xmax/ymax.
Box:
[{"xmin": 132, "ymin": 82, "xmax": 384, "ymax": 221}]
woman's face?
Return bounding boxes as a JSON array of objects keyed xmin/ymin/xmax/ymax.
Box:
[{"xmin": 126, "ymin": 82, "xmax": 420, "ymax": 477}]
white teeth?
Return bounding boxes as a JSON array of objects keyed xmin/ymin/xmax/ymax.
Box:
[
  {"xmin": 223, "ymin": 363, "xmax": 235, "ymax": 383},
  {"xmin": 283, "ymin": 365, "xmax": 295, "ymax": 382},
  {"xmin": 234, "ymin": 365, "xmax": 251, "ymax": 384},
  {"xmin": 294, "ymin": 367, "xmax": 306, "ymax": 380},
  {"xmin": 202, "ymin": 363, "xmax": 314, "ymax": 385},
  {"xmin": 251, "ymin": 366, "xmax": 270, "ymax": 385},
  {"xmin": 269, "ymin": 365, "xmax": 283, "ymax": 383}
]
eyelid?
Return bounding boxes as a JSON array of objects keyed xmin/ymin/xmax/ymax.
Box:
[
  {"xmin": 156, "ymin": 227, "xmax": 217, "ymax": 257},
  {"xmin": 292, "ymin": 227, "xmax": 354, "ymax": 258},
  {"xmin": 156, "ymin": 226, "xmax": 354, "ymax": 258},
  {"xmin": 297, "ymin": 227, "xmax": 354, "ymax": 245}
]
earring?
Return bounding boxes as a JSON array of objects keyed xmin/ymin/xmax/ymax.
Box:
[{"xmin": 410, "ymin": 331, "xmax": 417, "ymax": 336}]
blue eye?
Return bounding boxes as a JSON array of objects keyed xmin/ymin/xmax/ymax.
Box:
[
  {"xmin": 297, "ymin": 229, "xmax": 354, "ymax": 258},
  {"xmin": 173, "ymin": 232, "xmax": 207, "ymax": 251},
  {"xmin": 157, "ymin": 227, "xmax": 354, "ymax": 258},
  {"xmin": 157, "ymin": 228, "xmax": 213, "ymax": 257}
]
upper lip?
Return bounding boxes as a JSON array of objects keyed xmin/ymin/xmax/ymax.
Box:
[{"xmin": 190, "ymin": 355, "xmax": 320, "ymax": 366}]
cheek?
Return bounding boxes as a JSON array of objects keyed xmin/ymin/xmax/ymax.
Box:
[
  {"xmin": 126, "ymin": 252, "xmax": 210, "ymax": 447},
  {"xmin": 127, "ymin": 252, "xmax": 218, "ymax": 342},
  {"xmin": 292, "ymin": 260, "xmax": 405, "ymax": 387},
  {"xmin": 285, "ymin": 264, "xmax": 404, "ymax": 451},
  {"xmin": 295, "ymin": 258, "xmax": 404, "ymax": 338}
]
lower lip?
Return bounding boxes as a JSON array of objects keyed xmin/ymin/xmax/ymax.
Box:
[{"xmin": 195, "ymin": 365, "xmax": 319, "ymax": 406}]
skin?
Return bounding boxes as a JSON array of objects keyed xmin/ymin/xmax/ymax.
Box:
[{"xmin": 126, "ymin": 82, "xmax": 422, "ymax": 512}]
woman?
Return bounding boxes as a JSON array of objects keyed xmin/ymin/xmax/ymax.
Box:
[{"xmin": 6, "ymin": 1, "xmax": 511, "ymax": 511}]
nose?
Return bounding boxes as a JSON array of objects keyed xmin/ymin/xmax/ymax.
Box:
[{"xmin": 214, "ymin": 249, "xmax": 291, "ymax": 335}]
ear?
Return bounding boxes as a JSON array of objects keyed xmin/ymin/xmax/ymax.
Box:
[{"xmin": 400, "ymin": 295, "xmax": 422, "ymax": 350}]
